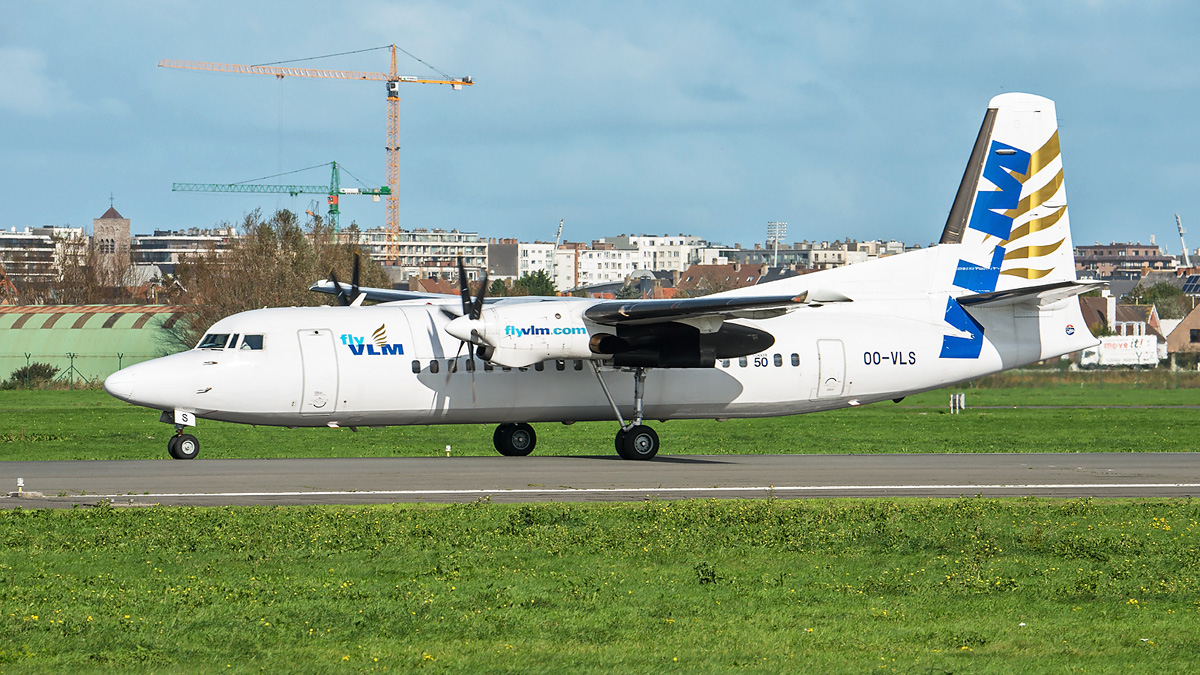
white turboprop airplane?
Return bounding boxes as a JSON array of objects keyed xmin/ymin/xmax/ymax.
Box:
[{"xmin": 106, "ymin": 93, "xmax": 1100, "ymax": 461}]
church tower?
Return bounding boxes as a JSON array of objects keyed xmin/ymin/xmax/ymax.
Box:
[{"xmin": 93, "ymin": 204, "xmax": 131, "ymax": 281}]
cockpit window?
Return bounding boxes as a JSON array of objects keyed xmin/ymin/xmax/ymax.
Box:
[
  {"xmin": 240, "ymin": 334, "xmax": 264, "ymax": 350},
  {"xmin": 198, "ymin": 333, "xmax": 230, "ymax": 349}
]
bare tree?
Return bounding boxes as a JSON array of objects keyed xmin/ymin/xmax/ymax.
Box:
[{"xmin": 164, "ymin": 208, "xmax": 389, "ymax": 349}]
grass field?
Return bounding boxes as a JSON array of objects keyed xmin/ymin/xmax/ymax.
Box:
[
  {"xmin": 2, "ymin": 381, "xmax": 1199, "ymax": 461},
  {"xmin": 2, "ymin": 380, "xmax": 1198, "ymax": 671},
  {"xmin": 1, "ymin": 497, "xmax": 1198, "ymax": 672}
]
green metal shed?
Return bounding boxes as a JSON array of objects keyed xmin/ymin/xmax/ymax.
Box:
[{"xmin": 0, "ymin": 305, "xmax": 189, "ymax": 384}]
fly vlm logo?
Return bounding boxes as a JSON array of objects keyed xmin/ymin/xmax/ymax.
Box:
[
  {"xmin": 340, "ymin": 324, "xmax": 404, "ymax": 356},
  {"xmin": 505, "ymin": 325, "xmax": 588, "ymax": 337}
]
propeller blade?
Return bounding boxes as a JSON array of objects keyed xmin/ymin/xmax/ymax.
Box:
[
  {"xmin": 471, "ymin": 270, "xmax": 488, "ymax": 320},
  {"xmin": 456, "ymin": 256, "xmax": 472, "ymax": 317},
  {"xmin": 329, "ymin": 270, "xmax": 349, "ymax": 306},
  {"xmin": 449, "ymin": 255, "xmax": 489, "ymax": 367},
  {"xmin": 350, "ymin": 252, "xmax": 361, "ymax": 301}
]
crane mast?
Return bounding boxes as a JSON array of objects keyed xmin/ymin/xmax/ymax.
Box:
[
  {"xmin": 160, "ymin": 46, "xmax": 472, "ymax": 262},
  {"xmin": 1177, "ymin": 214, "xmax": 1192, "ymax": 268},
  {"xmin": 549, "ymin": 218, "xmax": 564, "ymax": 289}
]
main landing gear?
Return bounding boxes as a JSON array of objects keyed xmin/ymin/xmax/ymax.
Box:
[
  {"xmin": 493, "ymin": 422, "xmax": 536, "ymax": 456},
  {"xmin": 594, "ymin": 364, "xmax": 660, "ymax": 460},
  {"xmin": 488, "ymin": 366, "xmax": 660, "ymax": 460}
]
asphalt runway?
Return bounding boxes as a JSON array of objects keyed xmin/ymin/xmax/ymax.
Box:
[{"xmin": 2, "ymin": 452, "xmax": 1199, "ymax": 507}]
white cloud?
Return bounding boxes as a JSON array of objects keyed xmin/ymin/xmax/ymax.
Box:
[
  {"xmin": 0, "ymin": 47, "xmax": 66, "ymax": 115},
  {"xmin": 0, "ymin": 46, "xmax": 132, "ymax": 118}
]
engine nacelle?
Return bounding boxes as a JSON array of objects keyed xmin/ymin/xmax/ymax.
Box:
[
  {"xmin": 598, "ymin": 321, "xmax": 775, "ymax": 368},
  {"xmin": 469, "ymin": 300, "xmax": 601, "ymax": 368}
]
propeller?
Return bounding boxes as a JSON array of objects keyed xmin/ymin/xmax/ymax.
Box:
[
  {"xmin": 445, "ymin": 256, "xmax": 489, "ymax": 368},
  {"xmin": 328, "ymin": 252, "xmax": 362, "ymax": 307}
]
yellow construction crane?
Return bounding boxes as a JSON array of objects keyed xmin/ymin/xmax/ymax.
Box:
[{"xmin": 160, "ymin": 45, "xmax": 473, "ymax": 261}]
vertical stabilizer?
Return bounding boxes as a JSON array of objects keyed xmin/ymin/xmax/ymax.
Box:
[{"xmin": 943, "ymin": 93, "xmax": 1076, "ymax": 294}]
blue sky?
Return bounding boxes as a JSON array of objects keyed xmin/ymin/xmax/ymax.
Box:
[{"xmin": 3, "ymin": 1, "xmax": 1198, "ymax": 252}]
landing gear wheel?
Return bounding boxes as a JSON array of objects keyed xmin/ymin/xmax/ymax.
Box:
[
  {"xmin": 168, "ymin": 433, "xmax": 200, "ymax": 460},
  {"xmin": 617, "ymin": 424, "xmax": 658, "ymax": 461},
  {"xmin": 493, "ymin": 423, "xmax": 536, "ymax": 457}
]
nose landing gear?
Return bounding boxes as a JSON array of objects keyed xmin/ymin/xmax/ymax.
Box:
[
  {"xmin": 167, "ymin": 430, "xmax": 200, "ymax": 460},
  {"xmin": 159, "ymin": 411, "xmax": 200, "ymax": 460}
]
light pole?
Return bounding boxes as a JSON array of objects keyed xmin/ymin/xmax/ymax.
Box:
[{"xmin": 766, "ymin": 221, "xmax": 788, "ymax": 267}]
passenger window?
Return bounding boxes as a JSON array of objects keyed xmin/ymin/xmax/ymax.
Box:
[
  {"xmin": 534, "ymin": 362, "xmax": 545, "ymax": 372},
  {"xmin": 502, "ymin": 366, "xmax": 512, "ymax": 372},
  {"xmin": 773, "ymin": 354, "xmax": 782, "ymax": 367},
  {"xmin": 556, "ymin": 360, "xmax": 565, "ymax": 371},
  {"xmin": 738, "ymin": 356, "xmax": 748, "ymax": 368},
  {"xmin": 240, "ymin": 334, "xmax": 264, "ymax": 350},
  {"xmin": 429, "ymin": 360, "xmax": 439, "ymax": 374},
  {"xmin": 411, "ymin": 360, "xmax": 421, "ymax": 374},
  {"xmin": 720, "ymin": 359, "xmax": 730, "ymax": 368},
  {"xmin": 573, "ymin": 360, "xmax": 583, "ymax": 371},
  {"xmin": 448, "ymin": 359, "xmax": 458, "ymax": 374},
  {"xmin": 465, "ymin": 359, "xmax": 476, "ymax": 372},
  {"xmin": 198, "ymin": 333, "xmax": 229, "ymax": 349},
  {"xmin": 791, "ymin": 353, "xmax": 800, "ymax": 367},
  {"xmin": 484, "ymin": 363, "xmax": 494, "ymax": 372}
]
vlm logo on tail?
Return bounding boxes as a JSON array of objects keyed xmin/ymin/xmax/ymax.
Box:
[
  {"xmin": 940, "ymin": 93, "xmax": 1072, "ymax": 361},
  {"xmin": 340, "ymin": 324, "xmax": 404, "ymax": 356}
]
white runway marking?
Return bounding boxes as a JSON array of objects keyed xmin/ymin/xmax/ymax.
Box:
[{"xmin": 90, "ymin": 483, "xmax": 1200, "ymax": 500}]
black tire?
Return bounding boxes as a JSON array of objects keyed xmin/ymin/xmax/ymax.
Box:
[
  {"xmin": 173, "ymin": 433, "xmax": 200, "ymax": 460},
  {"xmin": 619, "ymin": 424, "xmax": 658, "ymax": 460},
  {"xmin": 494, "ymin": 423, "xmax": 536, "ymax": 457},
  {"xmin": 167, "ymin": 435, "xmax": 182, "ymax": 459},
  {"xmin": 614, "ymin": 429, "xmax": 628, "ymax": 458}
]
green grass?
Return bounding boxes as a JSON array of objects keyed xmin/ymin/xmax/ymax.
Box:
[
  {"xmin": 2, "ymin": 384, "xmax": 1199, "ymax": 460},
  {"xmin": 1, "ymin": 498, "xmax": 1198, "ymax": 672}
]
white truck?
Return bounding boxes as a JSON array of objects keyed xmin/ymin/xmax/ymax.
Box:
[{"xmin": 1079, "ymin": 335, "xmax": 1159, "ymax": 367}]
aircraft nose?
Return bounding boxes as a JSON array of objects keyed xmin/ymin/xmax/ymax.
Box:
[{"xmin": 104, "ymin": 369, "xmax": 135, "ymax": 401}]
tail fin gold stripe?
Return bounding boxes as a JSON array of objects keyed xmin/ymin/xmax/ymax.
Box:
[
  {"xmin": 1006, "ymin": 206, "xmax": 1066, "ymax": 244},
  {"xmin": 1004, "ymin": 238, "xmax": 1065, "ymax": 261},
  {"xmin": 999, "ymin": 268, "xmax": 1054, "ymax": 280},
  {"xmin": 1011, "ymin": 131, "xmax": 1061, "ymax": 182},
  {"xmin": 1004, "ymin": 169, "xmax": 1064, "ymax": 219}
]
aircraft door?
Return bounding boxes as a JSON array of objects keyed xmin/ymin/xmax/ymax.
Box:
[
  {"xmin": 298, "ymin": 329, "xmax": 339, "ymax": 414},
  {"xmin": 815, "ymin": 339, "xmax": 846, "ymax": 399}
]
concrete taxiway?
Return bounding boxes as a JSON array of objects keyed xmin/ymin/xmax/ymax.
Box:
[{"xmin": 2, "ymin": 452, "xmax": 1198, "ymax": 507}]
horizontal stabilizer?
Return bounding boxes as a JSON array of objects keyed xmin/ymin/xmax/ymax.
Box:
[{"xmin": 956, "ymin": 280, "xmax": 1105, "ymax": 308}]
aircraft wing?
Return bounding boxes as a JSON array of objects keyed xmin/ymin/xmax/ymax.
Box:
[
  {"xmin": 309, "ymin": 280, "xmax": 453, "ymax": 303},
  {"xmin": 584, "ymin": 293, "xmax": 808, "ymax": 326}
]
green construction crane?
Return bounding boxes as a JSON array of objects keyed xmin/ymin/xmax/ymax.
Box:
[{"xmin": 172, "ymin": 161, "xmax": 390, "ymax": 231}]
